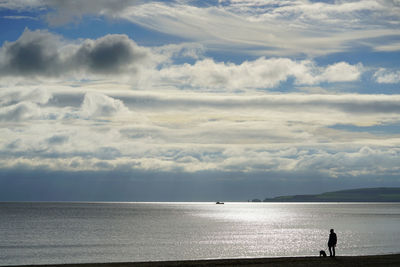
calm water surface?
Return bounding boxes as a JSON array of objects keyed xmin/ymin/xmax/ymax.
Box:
[{"xmin": 0, "ymin": 202, "xmax": 399, "ymax": 265}]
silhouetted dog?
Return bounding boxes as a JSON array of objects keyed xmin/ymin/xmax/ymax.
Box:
[{"xmin": 320, "ymin": 250, "xmax": 327, "ymax": 257}]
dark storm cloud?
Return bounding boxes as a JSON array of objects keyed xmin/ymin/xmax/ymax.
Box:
[
  {"xmin": 5, "ymin": 37, "xmax": 59, "ymax": 76},
  {"xmin": 0, "ymin": 29, "xmax": 150, "ymax": 77},
  {"xmin": 73, "ymin": 34, "xmax": 147, "ymax": 74},
  {"xmin": 1, "ymin": 29, "xmax": 61, "ymax": 76}
]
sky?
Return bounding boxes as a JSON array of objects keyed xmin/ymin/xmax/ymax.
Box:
[{"xmin": 0, "ymin": 0, "xmax": 400, "ymax": 201}]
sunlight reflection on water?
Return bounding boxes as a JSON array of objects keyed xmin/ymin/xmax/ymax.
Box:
[{"xmin": 1, "ymin": 202, "xmax": 400, "ymax": 265}]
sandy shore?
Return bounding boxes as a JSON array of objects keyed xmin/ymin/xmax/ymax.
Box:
[{"xmin": 4, "ymin": 254, "xmax": 400, "ymax": 267}]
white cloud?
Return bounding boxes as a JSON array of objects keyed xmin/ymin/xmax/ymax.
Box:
[
  {"xmin": 1, "ymin": 85, "xmax": 400, "ymax": 177},
  {"xmin": 294, "ymin": 146, "xmax": 400, "ymax": 178},
  {"xmin": 154, "ymin": 42, "xmax": 205, "ymax": 61},
  {"xmin": 118, "ymin": 0, "xmax": 400, "ymax": 56},
  {"xmin": 374, "ymin": 68, "xmax": 400, "ymax": 84},
  {"xmin": 0, "ymin": 87, "xmax": 52, "ymax": 106},
  {"xmin": 374, "ymin": 41, "xmax": 400, "ymax": 52},
  {"xmin": 0, "ymin": 0, "xmax": 43, "ymax": 10},
  {"xmin": 317, "ymin": 62, "xmax": 363, "ymax": 83},
  {"xmin": 2, "ymin": 140, "xmax": 400, "ymax": 178},
  {"xmin": 157, "ymin": 58, "xmax": 363, "ymax": 90},
  {"xmin": 80, "ymin": 92, "xmax": 130, "ymax": 118},
  {"xmin": 0, "ymin": 101, "xmax": 41, "ymax": 121},
  {"xmin": 2, "ymin": 15, "xmax": 38, "ymax": 20}
]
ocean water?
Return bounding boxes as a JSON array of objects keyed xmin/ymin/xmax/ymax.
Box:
[{"xmin": 0, "ymin": 202, "xmax": 399, "ymax": 265}]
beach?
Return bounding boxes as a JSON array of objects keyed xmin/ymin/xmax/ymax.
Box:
[{"xmin": 3, "ymin": 254, "xmax": 400, "ymax": 267}]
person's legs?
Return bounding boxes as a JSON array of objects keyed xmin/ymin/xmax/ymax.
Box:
[
  {"xmin": 328, "ymin": 246, "xmax": 332, "ymax": 257},
  {"xmin": 332, "ymin": 246, "xmax": 335, "ymax": 257}
]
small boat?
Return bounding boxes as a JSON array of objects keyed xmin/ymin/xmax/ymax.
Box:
[{"xmin": 216, "ymin": 201, "xmax": 224, "ymax": 204}]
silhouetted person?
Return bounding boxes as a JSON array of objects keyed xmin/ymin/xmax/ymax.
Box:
[{"xmin": 328, "ymin": 229, "xmax": 337, "ymax": 257}]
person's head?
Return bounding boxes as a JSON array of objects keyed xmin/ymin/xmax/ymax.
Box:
[{"xmin": 330, "ymin": 229, "xmax": 334, "ymax": 233}]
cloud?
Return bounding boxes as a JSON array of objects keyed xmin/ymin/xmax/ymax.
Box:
[
  {"xmin": 0, "ymin": 102, "xmax": 40, "ymax": 121},
  {"xmin": 1, "ymin": 1, "xmax": 400, "ymax": 197},
  {"xmin": 0, "ymin": 0, "xmax": 143, "ymax": 25},
  {"xmin": 42, "ymin": 0, "xmax": 145, "ymax": 26},
  {"xmin": 0, "ymin": 87, "xmax": 52, "ymax": 106},
  {"xmin": 117, "ymin": 1, "xmax": 400, "ymax": 56},
  {"xmin": 4, "ymin": 86, "xmax": 400, "ymax": 129},
  {"xmin": 0, "ymin": 30, "xmax": 365, "ymax": 90},
  {"xmin": 374, "ymin": 68, "xmax": 400, "ymax": 84},
  {"xmin": 80, "ymin": 92, "xmax": 130, "ymax": 118},
  {"xmin": 46, "ymin": 135, "xmax": 69, "ymax": 145},
  {"xmin": 157, "ymin": 58, "xmax": 363, "ymax": 90},
  {"xmin": 1, "ymin": 85, "xmax": 400, "ymax": 179},
  {"xmin": 154, "ymin": 43, "xmax": 205, "ymax": 61},
  {"xmin": 294, "ymin": 146, "xmax": 400, "ymax": 178},
  {"xmin": 2, "ymin": 15, "xmax": 39, "ymax": 20},
  {"xmin": 0, "ymin": 29, "xmax": 152, "ymax": 78},
  {"xmin": 54, "ymin": 89, "xmax": 400, "ymax": 116},
  {"xmin": 73, "ymin": 34, "xmax": 148, "ymax": 74},
  {"xmin": 1, "ymin": 29, "xmax": 62, "ymax": 76},
  {"xmin": 317, "ymin": 62, "xmax": 363, "ymax": 83},
  {"xmin": 0, "ymin": 0, "xmax": 43, "ymax": 10},
  {"xmin": 2, "ymin": 139, "xmax": 400, "ymax": 179},
  {"xmin": 2, "ymin": 1, "xmax": 399, "ymax": 56},
  {"xmin": 374, "ymin": 41, "xmax": 400, "ymax": 52}
]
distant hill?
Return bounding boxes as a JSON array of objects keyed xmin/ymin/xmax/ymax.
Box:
[{"xmin": 263, "ymin": 187, "xmax": 400, "ymax": 202}]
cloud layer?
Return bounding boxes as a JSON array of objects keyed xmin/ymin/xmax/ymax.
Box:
[
  {"xmin": 2, "ymin": 85, "xmax": 400, "ymax": 179},
  {"xmin": 0, "ymin": 30, "xmax": 367, "ymax": 91},
  {"xmin": 2, "ymin": 0, "xmax": 400, "ymax": 55},
  {"xmin": 1, "ymin": 2, "xmax": 400, "ymax": 199},
  {"xmin": 0, "ymin": 28, "xmax": 398, "ymax": 183}
]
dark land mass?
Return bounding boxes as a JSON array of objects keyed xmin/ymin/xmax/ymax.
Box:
[
  {"xmin": 3, "ymin": 254, "xmax": 400, "ymax": 267},
  {"xmin": 263, "ymin": 187, "xmax": 400, "ymax": 202}
]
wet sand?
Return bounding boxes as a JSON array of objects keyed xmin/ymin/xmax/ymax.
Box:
[{"xmin": 4, "ymin": 254, "xmax": 400, "ymax": 267}]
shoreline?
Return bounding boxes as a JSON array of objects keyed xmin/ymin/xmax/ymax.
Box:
[{"xmin": 3, "ymin": 254, "xmax": 400, "ymax": 267}]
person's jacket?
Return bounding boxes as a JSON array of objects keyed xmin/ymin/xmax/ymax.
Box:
[{"xmin": 328, "ymin": 233, "xmax": 337, "ymax": 246}]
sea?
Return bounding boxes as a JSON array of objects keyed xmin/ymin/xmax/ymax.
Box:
[{"xmin": 0, "ymin": 202, "xmax": 399, "ymax": 265}]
